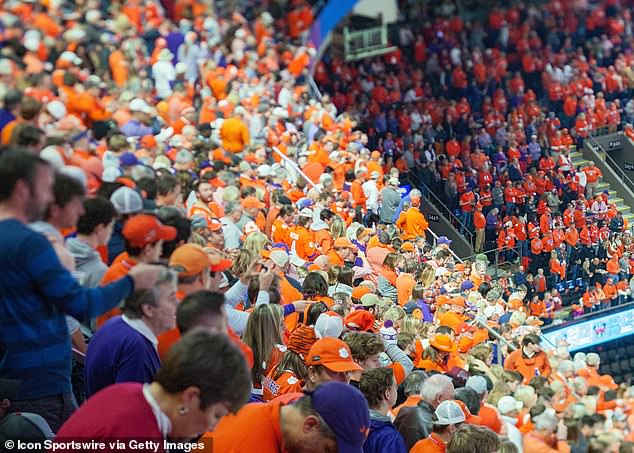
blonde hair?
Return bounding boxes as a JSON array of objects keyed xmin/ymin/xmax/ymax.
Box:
[
  {"xmin": 382, "ymin": 306, "xmax": 405, "ymax": 326},
  {"xmin": 243, "ymin": 232, "xmax": 270, "ymax": 256},
  {"xmin": 486, "ymin": 381, "xmax": 512, "ymax": 407},
  {"xmin": 231, "ymin": 249, "xmax": 256, "ymax": 278},
  {"xmin": 418, "ymin": 264, "xmax": 436, "ymax": 288},
  {"xmin": 400, "ymin": 315, "xmax": 423, "ymax": 335},
  {"xmin": 330, "ymin": 215, "xmax": 345, "ymax": 240}
]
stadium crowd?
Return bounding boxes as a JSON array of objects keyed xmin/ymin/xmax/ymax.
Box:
[
  {"xmin": 315, "ymin": 0, "xmax": 634, "ymax": 321},
  {"xmin": 0, "ymin": 0, "xmax": 634, "ymax": 453}
]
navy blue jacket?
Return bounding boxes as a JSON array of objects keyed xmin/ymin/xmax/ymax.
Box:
[{"xmin": 363, "ymin": 415, "xmax": 407, "ymax": 453}]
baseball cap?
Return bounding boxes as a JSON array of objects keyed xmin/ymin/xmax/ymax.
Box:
[
  {"xmin": 465, "ymin": 375, "xmax": 488, "ymax": 395},
  {"xmin": 207, "ymin": 217, "xmax": 223, "ymax": 232},
  {"xmin": 430, "ymin": 335, "xmax": 456, "ymax": 353},
  {"xmin": 351, "ymin": 286, "xmax": 372, "ymax": 300},
  {"xmin": 437, "ymin": 236, "xmax": 452, "ymax": 245},
  {"xmin": 241, "ymin": 196, "xmax": 265, "ymax": 209},
  {"xmin": 460, "ymin": 280, "xmax": 475, "ymax": 291},
  {"xmin": 129, "ymin": 98, "xmax": 153, "ymax": 114},
  {"xmin": 334, "ymin": 237, "xmax": 356, "ymax": 249},
  {"xmin": 403, "ymin": 301, "xmax": 420, "ymax": 315},
  {"xmin": 315, "ymin": 311, "xmax": 344, "ymax": 339},
  {"xmin": 110, "ymin": 187, "xmax": 143, "ymax": 214},
  {"xmin": 360, "ymin": 294, "xmax": 389, "ymax": 308},
  {"xmin": 454, "ymin": 399, "xmax": 482, "ymax": 425},
  {"xmin": 344, "ymin": 310, "xmax": 376, "ymax": 332},
  {"xmin": 308, "ymin": 382, "xmax": 370, "ymax": 453},
  {"xmin": 299, "ymin": 208, "xmax": 313, "ymax": 218},
  {"xmin": 305, "ymin": 338, "xmax": 363, "ymax": 372},
  {"xmin": 434, "ymin": 400, "xmax": 466, "ymax": 425},
  {"xmin": 122, "ymin": 214, "xmax": 176, "ymax": 248},
  {"xmin": 169, "ymin": 244, "xmax": 220, "ymax": 277},
  {"xmin": 401, "ymin": 242, "xmax": 415, "ymax": 252},
  {"xmin": 119, "ymin": 152, "xmax": 140, "ymax": 167},
  {"xmin": 270, "ymin": 250, "xmax": 289, "ymax": 268},
  {"xmin": 497, "ymin": 396, "xmax": 523, "ymax": 415},
  {"xmin": 287, "ymin": 324, "xmax": 318, "ymax": 360}
]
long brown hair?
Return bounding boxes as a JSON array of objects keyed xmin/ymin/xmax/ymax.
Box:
[{"xmin": 242, "ymin": 304, "xmax": 284, "ymax": 384}]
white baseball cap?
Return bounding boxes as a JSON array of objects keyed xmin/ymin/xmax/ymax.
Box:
[
  {"xmin": 466, "ymin": 375, "xmax": 488, "ymax": 395},
  {"xmin": 434, "ymin": 400, "xmax": 466, "ymax": 425},
  {"xmin": 315, "ymin": 312, "xmax": 344, "ymax": 339},
  {"xmin": 497, "ymin": 396, "xmax": 523, "ymax": 415},
  {"xmin": 110, "ymin": 187, "xmax": 143, "ymax": 214},
  {"xmin": 129, "ymin": 98, "xmax": 153, "ymax": 114}
]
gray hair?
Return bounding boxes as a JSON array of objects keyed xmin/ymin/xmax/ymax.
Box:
[
  {"xmin": 224, "ymin": 200, "xmax": 242, "ymax": 215},
  {"xmin": 122, "ymin": 268, "xmax": 177, "ymax": 319},
  {"xmin": 404, "ymin": 370, "xmax": 428, "ymax": 397},
  {"xmin": 558, "ymin": 360, "xmax": 574, "ymax": 374},
  {"xmin": 410, "ymin": 189, "xmax": 422, "ymax": 199},
  {"xmin": 534, "ymin": 412, "xmax": 558, "ymax": 431},
  {"xmin": 420, "ymin": 374, "xmax": 453, "ymax": 402}
]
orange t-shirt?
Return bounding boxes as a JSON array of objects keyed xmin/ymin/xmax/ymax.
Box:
[
  {"xmin": 96, "ymin": 255, "xmax": 138, "ymax": 327},
  {"xmin": 410, "ymin": 433, "xmax": 446, "ymax": 453},
  {"xmin": 207, "ymin": 400, "xmax": 285, "ymax": 451}
]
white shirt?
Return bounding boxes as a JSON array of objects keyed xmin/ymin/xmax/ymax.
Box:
[
  {"xmin": 362, "ymin": 179, "xmax": 380, "ymax": 212},
  {"xmin": 152, "ymin": 61, "xmax": 176, "ymax": 99},
  {"xmin": 501, "ymin": 415, "xmax": 524, "ymax": 453}
]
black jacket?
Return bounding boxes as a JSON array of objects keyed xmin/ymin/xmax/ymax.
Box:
[{"xmin": 393, "ymin": 399, "xmax": 435, "ymax": 451}]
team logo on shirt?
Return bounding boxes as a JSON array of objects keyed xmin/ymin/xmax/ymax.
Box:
[
  {"xmin": 287, "ymin": 376, "xmax": 299, "ymax": 385},
  {"xmin": 338, "ymin": 347, "xmax": 349, "ymax": 359}
]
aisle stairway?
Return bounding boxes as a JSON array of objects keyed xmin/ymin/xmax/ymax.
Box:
[{"xmin": 569, "ymin": 146, "xmax": 634, "ymax": 226}]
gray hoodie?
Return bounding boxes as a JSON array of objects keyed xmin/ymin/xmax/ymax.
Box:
[{"xmin": 66, "ymin": 238, "xmax": 107, "ymax": 288}]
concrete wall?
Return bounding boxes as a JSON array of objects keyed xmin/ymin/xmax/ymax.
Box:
[{"xmin": 419, "ymin": 196, "xmax": 474, "ymax": 258}]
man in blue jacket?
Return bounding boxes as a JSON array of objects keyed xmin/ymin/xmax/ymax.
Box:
[
  {"xmin": 0, "ymin": 151, "xmax": 162, "ymax": 431},
  {"xmin": 359, "ymin": 367, "xmax": 407, "ymax": 453}
]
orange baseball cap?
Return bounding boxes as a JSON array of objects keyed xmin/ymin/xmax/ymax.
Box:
[
  {"xmin": 140, "ymin": 134, "xmax": 157, "ymax": 148},
  {"xmin": 430, "ymin": 335, "xmax": 457, "ymax": 353},
  {"xmin": 454, "ymin": 399, "xmax": 482, "ymax": 425},
  {"xmin": 241, "ymin": 196, "xmax": 265, "ymax": 209},
  {"xmin": 401, "ymin": 242, "xmax": 415, "ymax": 252},
  {"xmin": 351, "ymin": 286, "xmax": 372, "ymax": 300},
  {"xmin": 451, "ymin": 296, "xmax": 466, "ymax": 307},
  {"xmin": 122, "ymin": 214, "xmax": 176, "ymax": 248},
  {"xmin": 207, "ymin": 217, "xmax": 223, "ymax": 232},
  {"xmin": 457, "ymin": 337, "xmax": 474, "ymax": 353},
  {"xmin": 334, "ymin": 237, "xmax": 356, "ymax": 249},
  {"xmin": 344, "ymin": 310, "xmax": 376, "ymax": 332},
  {"xmin": 208, "ymin": 253, "xmax": 233, "ymax": 273},
  {"xmin": 305, "ymin": 338, "xmax": 363, "ymax": 373},
  {"xmin": 169, "ymin": 244, "xmax": 212, "ymax": 276}
]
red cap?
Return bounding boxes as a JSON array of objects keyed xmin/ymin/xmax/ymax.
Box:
[{"xmin": 122, "ymin": 214, "xmax": 177, "ymax": 247}]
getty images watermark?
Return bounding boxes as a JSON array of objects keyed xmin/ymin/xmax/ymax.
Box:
[{"xmin": 4, "ymin": 438, "xmax": 210, "ymax": 452}]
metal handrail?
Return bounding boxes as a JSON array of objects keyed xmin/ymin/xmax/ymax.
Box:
[
  {"xmin": 416, "ymin": 180, "xmax": 475, "ymax": 244},
  {"xmin": 473, "ymin": 317, "xmax": 517, "ymax": 351},
  {"xmin": 427, "ymin": 227, "xmax": 464, "ymax": 263},
  {"xmin": 307, "ymin": 73, "xmax": 323, "ymax": 102}
]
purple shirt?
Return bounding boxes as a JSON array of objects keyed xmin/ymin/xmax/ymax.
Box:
[{"xmin": 121, "ymin": 120, "xmax": 153, "ymax": 138}]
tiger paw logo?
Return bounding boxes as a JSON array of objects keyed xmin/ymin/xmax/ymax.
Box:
[{"xmin": 338, "ymin": 347, "xmax": 349, "ymax": 359}]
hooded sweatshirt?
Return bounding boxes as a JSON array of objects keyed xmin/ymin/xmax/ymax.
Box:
[
  {"xmin": 364, "ymin": 410, "xmax": 407, "ymax": 453},
  {"xmin": 67, "ymin": 237, "xmax": 108, "ymax": 288}
]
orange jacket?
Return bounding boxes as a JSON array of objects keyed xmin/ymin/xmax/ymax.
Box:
[
  {"xmin": 504, "ymin": 349, "xmax": 552, "ymax": 383},
  {"xmin": 523, "ymin": 432, "xmax": 571, "ymax": 453},
  {"xmin": 396, "ymin": 207, "xmax": 429, "ymax": 240},
  {"xmin": 96, "ymin": 255, "xmax": 138, "ymax": 327},
  {"xmin": 219, "ymin": 117, "xmax": 250, "ymax": 152}
]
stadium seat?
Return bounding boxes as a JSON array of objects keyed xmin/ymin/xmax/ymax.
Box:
[
  {"xmin": 556, "ymin": 282, "xmax": 565, "ymax": 293},
  {"xmin": 567, "ymin": 280, "xmax": 575, "ymax": 290},
  {"xmin": 575, "ymin": 278, "xmax": 584, "ymax": 288}
]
